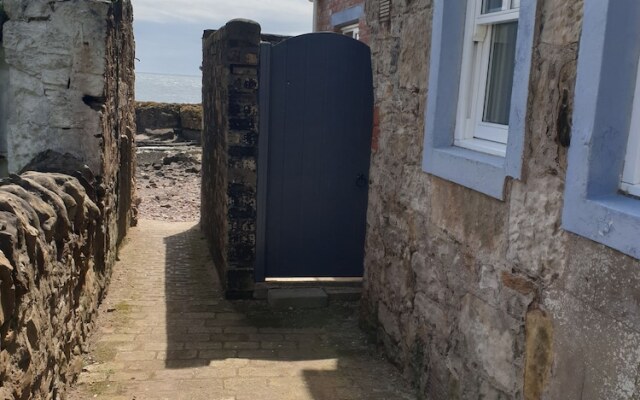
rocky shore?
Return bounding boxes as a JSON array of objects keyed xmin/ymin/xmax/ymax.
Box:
[
  {"xmin": 135, "ymin": 101, "xmax": 203, "ymax": 144},
  {"xmin": 135, "ymin": 102, "xmax": 203, "ymax": 222}
]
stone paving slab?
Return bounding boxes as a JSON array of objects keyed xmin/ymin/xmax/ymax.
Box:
[{"xmin": 66, "ymin": 220, "xmax": 416, "ymax": 400}]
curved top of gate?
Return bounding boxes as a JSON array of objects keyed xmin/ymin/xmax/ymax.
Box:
[{"xmin": 270, "ymin": 31, "xmax": 371, "ymax": 56}]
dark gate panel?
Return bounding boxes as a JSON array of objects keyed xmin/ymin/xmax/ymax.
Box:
[{"xmin": 257, "ymin": 33, "xmax": 373, "ymax": 279}]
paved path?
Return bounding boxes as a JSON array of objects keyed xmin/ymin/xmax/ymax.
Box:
[{"xmin": 68, "ymin": 220, "xmax": 416, "ymax": 400}]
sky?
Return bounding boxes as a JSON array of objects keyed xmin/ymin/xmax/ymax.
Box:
[{"xmin": 132, "ymin": 0, "xmax": 314, "ymax": 76}]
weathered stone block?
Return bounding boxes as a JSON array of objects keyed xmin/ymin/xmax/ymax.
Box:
[{"xmin": 523, "ymin": 309, "xmax": 553, "ymax": 400}]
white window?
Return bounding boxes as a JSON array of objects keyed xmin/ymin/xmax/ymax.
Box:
[
  {"xmin": 622, "ymin": 64, "xmax": 640, "ymax": 197},
  {"xmin": 455, "ymin": 0, "xmax": 520, "ymax": 157},
  {"xmin": 341, "ymin": 23, "xmax": 360, "ymax": 40}
]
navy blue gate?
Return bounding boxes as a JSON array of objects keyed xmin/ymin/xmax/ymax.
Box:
[{"xmin": 256, "ymin": 33, "xmax": 373, "ymax": 280}]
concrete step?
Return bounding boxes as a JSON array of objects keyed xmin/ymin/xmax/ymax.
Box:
[
  {"xmin": 267, "ymin": 288, "xmax": 329, "ymax": 310},
  {"xmin": 255, "ymin": 279, "xmax": 363, "ymax": 304},
  {"xmin": 324, "ymin": 287, "xmax": 362, "ymax": 302}
]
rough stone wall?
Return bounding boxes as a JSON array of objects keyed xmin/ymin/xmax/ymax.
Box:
[
  {"xmin": 0, "ymin": 171, "xmax": 106, "ymax": 399},
  {"xmin": 103, "ymin": 0, "xmax": 136, "ymax": 243},
  {"xmin": 201, "ymin": 20, "xmax": 260, "ymax": 298},
  {"xmin": 316, "ymin": 0, "xmax": 370, "ymax": 43},
  {"xmin": 2, "ymin": 0, "xmax": 136, "ymax": 239},
  {"xmin": 363, "ymin": 0, "xmax": 640, "ymax": 399},
  {"xmin": 136, "ymin": 102, "xmax": 203, "ymax": 143},
  {"xmin": 0, "ymin": 0, "xmax": 135, "ymax": 397}
]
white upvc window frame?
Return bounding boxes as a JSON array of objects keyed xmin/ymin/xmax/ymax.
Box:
[
  {"xmin": 621, "ymin": 63, "xmax": 640, "ymax": 198},
  {"xmin": 454, "ymin": 0, "xmax": 520, "ymax": 157},
  {"xmin": 340, "ymin": 23, "xmax": 360, "ymax": 40}
]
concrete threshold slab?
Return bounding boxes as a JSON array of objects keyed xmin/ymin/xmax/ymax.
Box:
[
  {"xmin": 267, "ymin": 288, "xmax": 329, "ymax": 309},
  {"xmin": 254, "ymin": 279, "xmax": 363, "ymax": 302}
]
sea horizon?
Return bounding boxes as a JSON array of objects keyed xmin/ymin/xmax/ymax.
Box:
[{"xmin": 135, "ymin": 71, "xmax": 202, "ymax": 104}]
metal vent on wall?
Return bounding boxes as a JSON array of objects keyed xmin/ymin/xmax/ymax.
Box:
[{"xmin": 379, "ymin": 0, "xmax": 391, "ymax": 22}]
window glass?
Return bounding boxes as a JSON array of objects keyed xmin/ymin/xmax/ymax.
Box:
[
  {"xmin": 483, "ymin": 22, "xmax": 518, "ymax": 125},
  {"xmin": 483, "ymin": 0, "xmax": 503, "ymax": 14},
  {"xmin": 340, "ymin": 24, "xmax": 360, "ymax": 40},
  {"xmin": 621, "ymin": 63, "xmax": 640, "ymax": 196}
]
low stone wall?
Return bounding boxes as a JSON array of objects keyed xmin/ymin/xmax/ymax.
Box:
[
  {"xmin": 0, "ymin": 170, "xmax": 108, "ymax": 399},
  {"xmin": 135, "ymin": 102, "xmax": 203, "ymax": 144}
]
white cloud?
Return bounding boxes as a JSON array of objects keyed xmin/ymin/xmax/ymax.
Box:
[{"xmin": 132, "ymin": 0, "xmax": 313, "ymax": 35}]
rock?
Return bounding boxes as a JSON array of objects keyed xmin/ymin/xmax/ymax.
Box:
[
  {"xmin": 135, "ymin": 102, "xmax": 203, "ymax": 145},
  {"xmin": 144, "ymin": 128, "xmax": 175, "ymax": 141},
  {"xmin": 135, "ymin": 102, "xmax": 180, "ymax": 132},
  {"xmin": 180, "ymin": 129, "xmax": 202, "ymax": 144},
  {"xmin": 163, "ymin": 153, "xmax": 194, "ymax": 165},
  {"xmin": 179, "ymin": 104, "xmax": 203, "ymax": 131}
]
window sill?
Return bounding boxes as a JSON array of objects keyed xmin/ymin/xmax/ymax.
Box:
[
  {"xmin": 454, "ymin": 138, "xmax": 507, "ymax": 157},
  {"xmin": 563, "ymin": 192, "xmax": 640, "ymax": 259},
  {"xmin": 620, "ymin": 182, "xmax": 640, "ymax": 198},
  {"xmin": 423, "ymin": 144, "xmax": 507, "ymax": 199}
]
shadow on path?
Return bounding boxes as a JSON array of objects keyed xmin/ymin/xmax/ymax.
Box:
[
  {"xmin": 163, "ymin": 224, "xmax": 415, "ymax": 399},
  {"xmin": 69, "ymin": 221, "xmax": 415, "ymax": 399}
]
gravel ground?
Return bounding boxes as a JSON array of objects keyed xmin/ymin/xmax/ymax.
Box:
[{"xmin": 135, "ymin": 145, "xmax": 202, "ymax": 222}]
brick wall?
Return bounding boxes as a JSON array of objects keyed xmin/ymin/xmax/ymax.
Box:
[{"xmin": 201, "ymin": 20, "xmax": 261, "ymax": 298}]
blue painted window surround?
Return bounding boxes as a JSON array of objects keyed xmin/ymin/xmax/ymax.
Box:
[
  {"xmin": 422, "ymin": 0, "xmax": 537, "ymax": 199},
  {"xmin": 563, "ymin": 0, "xmax": 640, "ymax": 259},
  {"xmin": 330, "ymin": 5, "xmax": 364, "ymax": 28}
]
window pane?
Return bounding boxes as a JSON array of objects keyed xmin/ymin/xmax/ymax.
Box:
[
  {"xmin": 483, "ymin": 22, "xmax": 518, "ymax": 126},
  {"xmin": 483, "ymin": 0, "xmax": 503, "ymax": 14}
]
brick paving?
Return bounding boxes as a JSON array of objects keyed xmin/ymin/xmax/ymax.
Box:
[{"xmin": 67, "ymin": 220, "xmax": 416, "ymax": 400}]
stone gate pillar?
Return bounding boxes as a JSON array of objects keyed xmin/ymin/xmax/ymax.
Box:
[{"xmin": 201, "ymin": 20, "xmax": 261, "ymax": 298}]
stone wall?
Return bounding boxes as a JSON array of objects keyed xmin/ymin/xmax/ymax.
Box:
[
  {"xmin": 0, "ymin": 171, "xmax": 105, "ymax": 400},
  {"xmin": 136, "ymin": 102, "xmax": 203, "ymax": 144},
  {"xmin": 0, "ymin": 0, "xmax": 135, "ymax": 397},
  {"xmin": 316, "ymin": 0, "xmax": 370, "ymax": 43},
  {"xmin": 201, "ymin": 20, "xmax": 261, "ymax": 298},
  {"xmin": 2, "ymin": 0, "xmax": 136, "ymax": 237},
  {"xmin": 362, "ymin": 0, "xmax": 640, "ymax": 399}
]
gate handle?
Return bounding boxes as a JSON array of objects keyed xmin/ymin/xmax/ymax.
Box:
[{"xmin": 356, "ymin": 174, "xmax": 367, "ymax": 188}]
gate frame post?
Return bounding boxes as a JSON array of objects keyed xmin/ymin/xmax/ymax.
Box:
[{"xmin": 255, "ymin": 42, "xmax": 271, "ymax": 283}]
